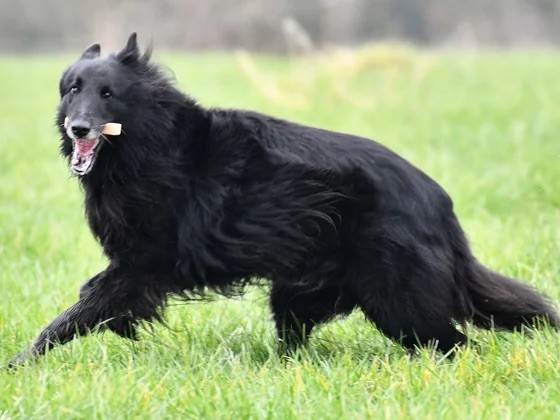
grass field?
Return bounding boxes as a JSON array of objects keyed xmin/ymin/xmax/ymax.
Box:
[{"xmin": 1, "ymin": 47, "xmax": 559, "ymax": 419}]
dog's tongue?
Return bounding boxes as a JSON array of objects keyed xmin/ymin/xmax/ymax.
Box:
[{"xmin": 75, "ymin": 139, "xmax": 97, "ymax": 157}]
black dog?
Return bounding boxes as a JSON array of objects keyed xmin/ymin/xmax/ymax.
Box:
[{"xmin": 9, "ymin": 33, "xmax": 559, "ymax": 366}]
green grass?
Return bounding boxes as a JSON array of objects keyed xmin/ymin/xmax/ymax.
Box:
[{"xmin": 1, "ymin": 47, "xmax": 560, "ymax": 419}]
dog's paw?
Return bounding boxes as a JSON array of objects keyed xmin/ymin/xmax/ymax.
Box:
[{"xmin": 6, "ymin": 351, "xmax": 31, "ymax": 370}]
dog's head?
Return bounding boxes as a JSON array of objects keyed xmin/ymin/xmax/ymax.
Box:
[{"xmin": 57, "ymin": 33, "xmax": 167, "ymax": 176}]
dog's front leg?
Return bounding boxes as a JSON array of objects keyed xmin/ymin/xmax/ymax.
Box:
[{"xmin": 8, "ymin": 267, "xmax": 168, "ymax": 368}]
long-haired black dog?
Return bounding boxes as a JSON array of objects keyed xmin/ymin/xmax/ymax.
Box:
[{"xmin": 9, "ymin": 33, "xmax": 559, "ymax": 366}]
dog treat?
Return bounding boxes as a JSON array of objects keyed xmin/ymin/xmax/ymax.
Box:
[
  {"xmin": 64, "ymin": 117, "xmax": 122, "ymax": 136},
  {"xmin": 102, "ymin": 123, "xmax": 122, "ymax": 136}
]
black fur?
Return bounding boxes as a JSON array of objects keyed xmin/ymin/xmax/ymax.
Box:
[{"xmin": 9, "ymin": 34, "xmax": 559, "ymax": 366}]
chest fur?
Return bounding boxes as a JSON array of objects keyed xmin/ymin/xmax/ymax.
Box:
[{"xmin": 84, "ymin": 185, "xmax": 177, "ymax": 262}]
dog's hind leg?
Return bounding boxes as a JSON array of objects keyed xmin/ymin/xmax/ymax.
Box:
[
  {"xmin": 352, "ymin": 240, "xmax": 468, "ymax": 354},
  {"xmin": 8, "ymin": 266, "xmax": 169, "ymax": 368},
  {"xmin": 270, "ymin": 283, "xmax": 356, "ymax": 354},
  {"xmin": 359, "ymin": 295, "xmax": 467, "ymax": 354}
]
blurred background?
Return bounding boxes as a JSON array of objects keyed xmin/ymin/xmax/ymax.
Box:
[{"xmin": 2, "ymin": 0, "xmax": 560, "ymax": 54}]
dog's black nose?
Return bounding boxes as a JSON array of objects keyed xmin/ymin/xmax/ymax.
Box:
[{"xmin": 71, "ymin": 125, "xmax": 91, "ymax": 138}]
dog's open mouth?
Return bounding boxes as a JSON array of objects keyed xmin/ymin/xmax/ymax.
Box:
[{"xmin": 71, "ymin": 138, "xmax": 101, "ymax": 175}]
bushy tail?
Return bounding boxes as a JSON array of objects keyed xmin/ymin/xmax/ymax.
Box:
[{"xmin": 466, "ymin": 263, "xmax": 559, "ymax": 330}]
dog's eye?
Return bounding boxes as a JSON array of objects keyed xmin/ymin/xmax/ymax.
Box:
[
  {"xmin": 69, "ymin": 86, "xmax": 79, "ymax": 95},
  {"xmin": 100, "ymin": 88, "xmax": 113, "ymax": 99}
]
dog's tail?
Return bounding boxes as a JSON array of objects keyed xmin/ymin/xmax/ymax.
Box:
[{"xmin": 464, "ymin": 262, "xmax": 559, "ymax": 330}]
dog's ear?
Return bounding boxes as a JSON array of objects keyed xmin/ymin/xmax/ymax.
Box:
[
  {"xmin": 80, "ymin": 43, "xmax": 101, "ymax": 60},
  {"xmin": 117, "ymin": 32, "xmax": 140, "ymax": 65}
]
